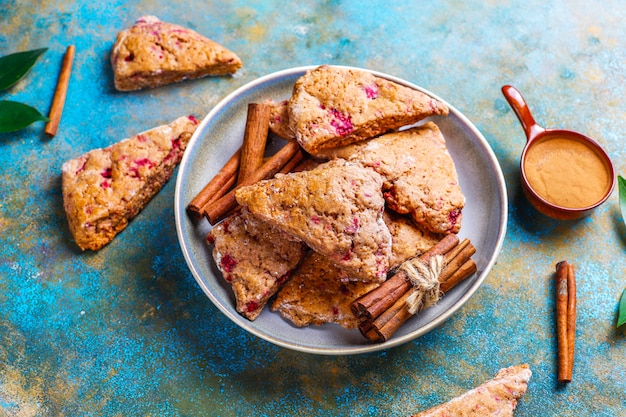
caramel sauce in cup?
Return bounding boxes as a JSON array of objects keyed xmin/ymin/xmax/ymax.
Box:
[{"xmin": 502, "ymin": 85, "xmax": 615, "ymax": 220}]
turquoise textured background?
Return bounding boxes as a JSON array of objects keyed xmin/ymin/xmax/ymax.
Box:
[{"xmin": 1, "ymin": 1, "xmax": 625, "ymax": 415}]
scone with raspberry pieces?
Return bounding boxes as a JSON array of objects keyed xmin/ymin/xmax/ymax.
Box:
[
  {"xmin": 207, "ymin": 208, "xmax": 307, "ymax": 320},
  {"xmin": 410, "ymin": 365, "xmax": 532, "ymax": 417},
  {"xmin": 287, "ymin": 65, "xmax": 449, "ymax": 156},
  {"xmin": 62, "ymin": 116, "xmax": 198, "ymax": 250},
  {"xmin": 318, "ymin": 122, "xmax": 465, "ymax": 234},
  {"xmin": 111, "ymin": 16, "xmax": 242, "ymax": 91},
  {"xmin": 235, "ymin": 159, "xmax": 392, "ymax": 282}
]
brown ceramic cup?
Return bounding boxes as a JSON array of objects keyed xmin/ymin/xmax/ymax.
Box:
[{"xmin": 501, "ymin": 85, "xmax": 615, "ymax": 220}]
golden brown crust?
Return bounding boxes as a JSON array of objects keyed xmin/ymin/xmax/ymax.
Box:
[
  {"xmin": 411, "ymin": 365, "xmax": 532, "ymax": 417},
  {"xmin": 287, "ymin": 65, "xmax": 449, "ymax": 156},
  {"xmin": 207, "ymin": 209, "xmax": 307, "ymax": 320},
  {"xmin": 235, "ymin": 159, "xmax": 392, "ymax": 282},
  {"xmin": 317, "ymin": 122, "xmax": 464, "ymax": 234},
  {"xmin": 111, "ymin": 16, "xmax": 242, "ymax": 91},
  {"xmin": 383, "ymin": 210, "xmax": 442, "ymax": 266},
  {"xmin": 62, "ymin": 116, "xmax": 198, "ymax": 250},
  {"xmin": 263, "ymin": 98, "xmax": 296, "ymax": 141},
  {"xmin": 271, "ymin": 251, "xmax": 378, "ymax": 328}
]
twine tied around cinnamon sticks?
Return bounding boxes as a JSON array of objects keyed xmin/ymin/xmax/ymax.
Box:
[
  {"xmin": 401, "ymin": 255, "xmax": 444, "ymax": 315},
  {"xmin": 351, "ymin": 234, "xmax": 477, "ymax": 342}
]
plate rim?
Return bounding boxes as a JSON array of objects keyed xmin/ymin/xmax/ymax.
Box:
[{"xmin": 174, "ymin": 65, "xmax": 508, "ymax": 355}]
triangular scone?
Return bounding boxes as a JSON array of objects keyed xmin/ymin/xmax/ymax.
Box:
[
  {"xmin": 318, "ymin": 122, "xmax": 464, "ymax": 234},
  {"xmin": 235, "ymin": 160, "xmax": 392, "ymax": 282},
  {"xmin": 62, "ymin": 116, "xmax": 198, "ymax": 250},
  {"xmin": 207, "ymin": 209, "xmax": 307, "ymax": 320},
  {"xmin": 411, "ymin": 365, "xmax": 532, "ymax": 417},
  {"xmin": 287, "ymin": 65, "xmax": 449, "ymax": 155},
  {"xmin": 272, "ymin": 211, "xmax": 440, "ymax": 328},
  {"xmin": 111, "ymin": 16, "xmax": 242, "ymax": 91}
]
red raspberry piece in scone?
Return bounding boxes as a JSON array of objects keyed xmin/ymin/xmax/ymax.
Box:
[
  {"xmin": 410, "ymin": 364, "xmax": 532, "ymax": 417},
  {"xmin": 207, "ymin": 208, "xmax": 307, "ymax": 320},
  {"xmin": 235, "ymin": 159, "xmax": 392, "ymax": 282},
  {"xmin": 318, "ymin": 122, "xmax": 465, "ymax": 234},
  {"xmin": 62, "ymin": 116, "xmax": 198, "ymax": 250},
  {"xmin": 111, "ymin": 16, "xmax": 242, "ymax": 91},
  {"xmin": 287, "ymin": 65, "xmax": 449, "ymax": 156}
]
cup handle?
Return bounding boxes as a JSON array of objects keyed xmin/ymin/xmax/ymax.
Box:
[{"xmin": 501, "ymin": 85, "xmax": 544, "ymax": 142}]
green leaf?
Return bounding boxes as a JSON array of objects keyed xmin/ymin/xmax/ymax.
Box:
[
  {"xmin": 0, "ymin": 100, "xmax": 49, "ymax": 133},
  {"xmin": 0, "ymin": 48, "xmax": 48, "ymax": 92},
  {"xmin": 619, "ymin": 289, "xmax": 626, "ymax": 328},
  {"xmin": 619, "ymin": 176, "xmax": 626, "ymax": 226}
]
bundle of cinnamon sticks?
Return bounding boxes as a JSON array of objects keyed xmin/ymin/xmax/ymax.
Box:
[
  {"xmin": 351, "ymin": 234, "xmax": 477, "ymax": 342},
  {"xmin": 187, "ymin": 102, "xmax": 304, "ymax": 224}
]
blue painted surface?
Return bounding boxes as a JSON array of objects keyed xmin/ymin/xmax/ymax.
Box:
[{"xmin": 1, "ymin": 1, "xmax": 625, "ymax": 415}]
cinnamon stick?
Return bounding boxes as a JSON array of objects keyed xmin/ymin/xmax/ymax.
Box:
[
  {"xmin": 440, "ymin": 259, "xmax": 477, "ymax": 293},
  {"xmin": 187, "ymin": 148, "xmax": 241, "ymax": 219},
  {"xmin": 439, "ymin": 239, "xmax": 475, "ymax": 283},
  {"xmin": 45, "ymin": 45, "xmax": 75, "ymax": 137},
  {"xmin": 351, "ymin": 275, "xmax": 412, "ymax": 320},
  {"xmin": 358, "ymin": 320, "xmax": 380, "ymax": 342},
  {"xmin": 278, "ymin": 149, "xmax": 305, "ymax": 174},
  {"xmin": 556, "ymin": 260, "xmax": 576, "ymax": 383},
  {"xmin": 368, "ymin": 291, "xmax": 414, "ymax": 342},
  {"xmin": 566, "ymin": 262, "xmax": 577, "ymax": 381},
  {"xmin": 238, "ymin": 103, "xmax": 271, "ymax": 185},
  {"xmin": 205, "ymin": 141, "xmax": 301, "ymax": 225},
  {"xmin": 366, "ymin": 257, "xmax": 474, "ymax": 342}
]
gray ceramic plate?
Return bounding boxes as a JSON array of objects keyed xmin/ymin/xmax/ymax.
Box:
[{"xmin": 174, "ymin": 66, "xmax": 507, "ymax": 355}]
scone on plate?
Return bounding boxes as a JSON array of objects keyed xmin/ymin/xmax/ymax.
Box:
[
  {"xmin": 235, "ymin": 159, "xmax": 392, "ymax": 282},
  {"xmin": 271, "ymin": 250, "xmax": 379, "ymax": 328},
  {"xmin": 62, "ymin": 116, "xmax": 198, "ymax": 250},
  {"xmin": 287, "ymin": 65, "xmax": 449, "ymax": 156},
  {"xmin": 207, "ymin": 208, "xmax": 307, "ymax": 320},
  {"xmin": 111, "ymin": 16, "xmax": 242, "ymax": 91},
  {"xmin": 410, "ymin": 364, "xmax": 532, "ymax": 417},
  {"xmin": 318, "ymin": 122, "xmax": 465, "ymax": 234}
]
